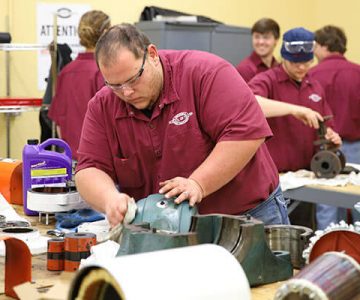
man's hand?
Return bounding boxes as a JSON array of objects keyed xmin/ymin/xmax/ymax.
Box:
[
  {"xmin": 159, "ymin": 177, "xmax": 204, "ymax": 207},
  {"xmin": 105, "ymin": 193, "xmax": 134, "ymax": 228},
  {"xmin": 325, "ymin": 127, "xmax": 342, "ymax": 146},
  {"xmin": 290, "ymin": 105, "xmax": 324, "ymax": 129}
]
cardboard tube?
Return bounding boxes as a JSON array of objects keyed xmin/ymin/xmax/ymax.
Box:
[{"xmin": 69, "ymin": 244, "xmax": 251, "ymax": 300}]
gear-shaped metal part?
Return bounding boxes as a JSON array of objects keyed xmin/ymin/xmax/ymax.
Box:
[{"xmin": 303, "ymin": 220, "xmax": 360, "ymax": 264}]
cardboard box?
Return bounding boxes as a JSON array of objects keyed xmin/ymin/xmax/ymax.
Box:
[{"xmin": 14, "ymin": 272, "xmax": 75, "ymax": 300}]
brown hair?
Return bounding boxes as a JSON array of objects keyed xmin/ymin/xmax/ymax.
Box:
[
  {"xmin": 95, "ymin": 23, "xmax": 151, "ymax": 67},
  {"xmin": 252, "ymin": 18, "xmax": 280, "ymax": 39},
  {"xmin": 314, "ymin": 25, "xmax": 347, "ymax": 54},
  {"xmin": 78, "ymin": 10, "xmax": 111, "ymax": 49}
]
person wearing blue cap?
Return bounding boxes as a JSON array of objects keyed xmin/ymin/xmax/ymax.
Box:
[{"xmin": 248, "ymin": 27, "xmax": 342, "ymax": 229}]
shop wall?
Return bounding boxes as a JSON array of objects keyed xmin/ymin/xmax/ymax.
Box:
[{"xmin": 310, "ymin": 0, "xmax": 360, "ymax": 65}]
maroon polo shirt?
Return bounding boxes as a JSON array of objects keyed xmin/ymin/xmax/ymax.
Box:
[
  {"xmin": 48, "ymin": 52, "xmax": 105, "ymax": 160},
  {"xmin": 248, "ymin": 65, "xmax": 334, "ymax": 172},
  {"xmin": 309, "ymin": 54, "xmax": 360, "ymax": 141},
  {"xmin": 236, "ymin": 51, "xmax": 279, "ymax": 83},
  {"xmin": 76, "ymin": 50, "xmax": 279, "ymax": 215}
]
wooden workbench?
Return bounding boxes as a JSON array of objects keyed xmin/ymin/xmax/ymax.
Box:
[{"xmin": 0, "ymin": 205, "xmax": 285, "ymax": 300}]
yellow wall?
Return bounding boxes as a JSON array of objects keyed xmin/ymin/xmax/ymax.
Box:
[
  {"xmin": 311, "ymin": 0, "xmax": 360, "ymax": 63},
  {"xmin": 1, "ymin": 0, "xmax": 360, "ymax": 159}
]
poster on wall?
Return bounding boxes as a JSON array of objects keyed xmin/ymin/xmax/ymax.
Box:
[{"xmin": 36, "ymin": 3, "xmax": 91, "ymax": 90}]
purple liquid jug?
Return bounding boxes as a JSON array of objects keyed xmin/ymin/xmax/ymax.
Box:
[{"xmin": 22, "ymin": 138, "xmax": 72, "ymax": 215}]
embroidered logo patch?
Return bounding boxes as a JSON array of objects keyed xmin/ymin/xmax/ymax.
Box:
[
  {"xmin": 309, "ymin": 93, "xmax": 322, "ymax": 102},
  {"xmin": 169, "ymin": 112, "xmax": 193, "ymax": 125}
]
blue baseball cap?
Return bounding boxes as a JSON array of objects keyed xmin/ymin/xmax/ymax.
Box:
[{"xmin": 281, "ymin": 27, "xmax": 315, "ymax": 62}]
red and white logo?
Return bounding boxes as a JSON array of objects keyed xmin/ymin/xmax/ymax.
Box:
[
  {"xmin": 309, "ymin": 93, "xmax": 322, "ymax": 102},
  {"xmin": 169, "ymin": 112, "xmax": 193, "ymax": 125}
]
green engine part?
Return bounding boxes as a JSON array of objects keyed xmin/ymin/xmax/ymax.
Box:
[
  {"xmin": 117, "ymin": 193, "xmax": 198, "ymax": 256},
  {"xmin": 117, "ymin": 194, "xmax": 293, "ymax": 286},
  {"xmin": 132, "ymin": 193, "xmax": 197, "ymax": 233},
  {"xmin": 190, "ymin": 214, "xmax": 293, "ymax": 286}
]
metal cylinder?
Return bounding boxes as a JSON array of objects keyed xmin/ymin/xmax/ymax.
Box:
[{"xmin": 265, "ymin": 224, "xmax": 313, "ymax": 269}]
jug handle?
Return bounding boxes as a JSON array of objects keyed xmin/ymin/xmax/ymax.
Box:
[{"xmin": 38, "ymin": 138, "xmax": 72, "ymax": 159}]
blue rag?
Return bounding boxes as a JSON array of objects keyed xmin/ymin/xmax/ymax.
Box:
[{"xmin": 55, "ymin": 208, "xmax": 105, "ymax": 232}]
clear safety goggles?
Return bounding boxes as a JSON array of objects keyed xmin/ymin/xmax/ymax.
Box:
[
  {"xmin": 105, "ymin": 48, "xmax": 147, "ymax": 91},
  {"xmin": 283, "ymin": 41, "xmax": 315, "ymax": 53}
]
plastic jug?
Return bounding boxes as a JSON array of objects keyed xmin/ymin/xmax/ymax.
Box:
[{"xmin": 22, "ymin": 138, "xmax": 72, "ymax": 215}]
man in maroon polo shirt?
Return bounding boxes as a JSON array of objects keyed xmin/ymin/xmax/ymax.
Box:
[
  {"xmin": 309, "ymin": 25, "xmax": 360, "ymax": 225},
  {"xmin": 248, "ymin": 27, "xmax": 342, "ymax": 229},
  {"xmin": 236, "ymin": 18, "xmax": 280, "ymax": 83},
  {"xmin": 310, "ymin": 26, "xmax": 360, "ymax": 163},
  {"xmin": 74, "ymin": 24, "xmax": 320, "ymax": 228}
]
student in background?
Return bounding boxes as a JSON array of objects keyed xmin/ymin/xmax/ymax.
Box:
[
  {"xmin": 39, "ymin": 43, "xmax": 72, "ymax": 144},
  {"xmin": 49, "ymin": 10, "xmax": 111, "ymax": 160},
  {"xmin": 236, "ymin": 18, "xmax": 280, "ymax": 82},
  {"xmin": 309, "ymin": 25, "xmax": 360, "ymax": 228},
  {"xmin": 248, "ymin": 27, "xmax": 342, "ymax": 230},
  {"xmin": 310, "ymin": 25, "xmax": 360, "ymax": 164}
]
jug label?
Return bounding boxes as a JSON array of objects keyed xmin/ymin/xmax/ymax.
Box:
[
  {"xmin": 31, "ymin": 168, "xmax": 67, "ymax": 177},
  {"xmin": 29, "ymin": 159, "xmax": 69, "ymax": 188}
]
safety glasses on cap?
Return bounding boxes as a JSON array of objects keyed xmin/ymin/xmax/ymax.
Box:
[{"xmin": 283, "ymin": 41, "xmax": 315, "ymax": 53}]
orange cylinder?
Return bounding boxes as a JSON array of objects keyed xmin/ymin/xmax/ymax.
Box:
[
  {"xmin": 64, "ymin": 233, "xmax": 96, "ymax": 272},
  {"xmin": 47, "ymin": 238, "xmax": 65, "ymax": 271}
]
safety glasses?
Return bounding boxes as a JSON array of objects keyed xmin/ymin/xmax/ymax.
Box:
[
  {"xmin": 105, "ymin": 48, "xmax": 148, "ymax": 91},
  {"xmin": 283, "ymin": 41, "xmax": 315, "ymax": 53}
]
